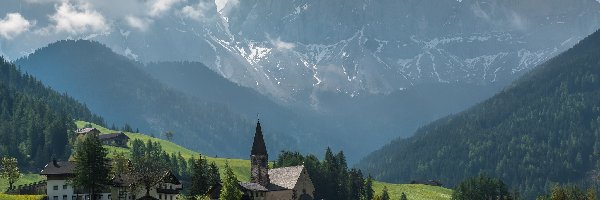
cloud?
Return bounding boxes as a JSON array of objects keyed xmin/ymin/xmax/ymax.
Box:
[
  {"xmin": 23, "ymin": 0, "xmax": 61, "ymax": 4},
  {"xmin": 149, "ymin": 0, "xmax": 183, "ymax": 17},
  {"xmin": 0, "ymin": 13, "xmax": 34, "ymax": 39},
  {"xmin": 270, "ymin": 37, "xmax": 296, "ymax": 51},
  {"xmin": 180, "ymin": 1, "xmax": 213, "ymax": 21},
  {"xmin": 125, "ymin": 15, "xmax": 153, "ymax": 31},
  {"xmin": 46, "ymin": 1, "xmax": 110, "ymax": 35}
]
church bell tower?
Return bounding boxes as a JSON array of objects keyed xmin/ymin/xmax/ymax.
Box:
[{"xmin": 250, "ymin": 120, "xmax": 270, "ymax": 186}]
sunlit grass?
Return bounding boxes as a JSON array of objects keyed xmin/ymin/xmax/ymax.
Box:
[
  {"xmin": 0, "ymin": 173, "xmax": 44, "ymax": 194},
  {"xmin": 76, "ymin": 121, "xmax": 251, "ymax": 181},
  {"xmin": 76, "ymin": 121, "xmax": 453, "ymax": 197},
  {"xmin": 373, "ymin": 181, "xmax": 453, "ymax": 200},
  {"xmin": 0, "ymin": 194, "xmax": 45, "ymax": 200}
]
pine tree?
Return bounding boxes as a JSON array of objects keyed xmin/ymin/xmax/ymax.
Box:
[
  {"xmin": 400, "ymin": 192, "xmax": 408, "ymax": 200},
  {"xmin": 209, "ymin": 162, "xmax": 221, "ymax": 186},
  {"xmin": 381, "ymin": 186, "xmax": 390, "ymax": 200},
  {"xmin": 72, "ymin": 135, "xmax": 111, "ymax": 200},
  {"xmin": 220, "ymin": 161, "xmax": 242, "ymax": 200},
  {"xmin": 0, "ymin": 156, "xmax": 21, "ymax": 190},
  {"xmin": 189, "ymin": 156, "xmax": 210, "ymax": 197},
  {"xmin": 363, "ymin": 175, "xmax": 375, "ymax": 200}
]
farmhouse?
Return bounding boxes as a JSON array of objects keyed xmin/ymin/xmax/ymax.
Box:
[
  {"xmin": 40, "ymin": 159, "xmax": 182, "ymax": 200},
  {"xmin": 98, "ymin": 132, "xmax": 130, "ymax": 147},
  {"xmin": 75, "ymin": 128, "xmax": 101, "ymax": 136},
  {"xmin": 210, "ymin": 120, "xmax": 315, "ymax": 200}
]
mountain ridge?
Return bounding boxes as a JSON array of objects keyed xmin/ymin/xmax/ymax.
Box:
[{"xmin": 357, "ymin": 28, "xmax": 600, "ymax": 198}]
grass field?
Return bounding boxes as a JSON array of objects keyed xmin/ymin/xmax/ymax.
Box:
[
  {"xmin": 76, "ymin": 121, "xmax": 252, "ymax": 181},
  {"xmin": 73, "ymin": 121, "xmax": 454, "ymax": 199},
  {"xmin": 0, "ymin": 173, "xmax": 44, "ymax": 193},
  {"xmin": 0, "ymin": 194, "xmax": 45, "ymax": 200},
  {"xmin": 374, "ymin": 181, "xmax": 453, "ymax": 200}
]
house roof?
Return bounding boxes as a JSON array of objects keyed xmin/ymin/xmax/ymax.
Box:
[
  {"xmin": 268, "ymin": 165, "xmax": 304, "ymax": 190},
  {"xmin": 98, "ymin": 132, "xmax": 129, "ymax": 140},
  {"xmin": 239, "ymin": 182, "xmax": 268, "ymax": 192},
  {"xmin": 75, "ymin": 128, "xmax": 100, "ymax": 134},
  {"xmin": 111, "ymin": 170, "xmax": 181, "ymax": 187},
  {"xmin": 136, "ymin": 196, "xmax": 159, "ymax": 200},
  {"xmin": 40, "ymin": 160, "xmax": 75, "ymax": 175}
]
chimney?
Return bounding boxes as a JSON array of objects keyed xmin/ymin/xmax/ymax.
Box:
[{"xmin": 52, "ymin": 158, "xmax": 59, "ymax": 167}]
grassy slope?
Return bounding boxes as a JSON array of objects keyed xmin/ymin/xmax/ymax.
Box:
[
  {"xmin": 0, "ymin": 174, "xmax": 44, "ymax": 193},
  {"xmin": 373, "ymin": 181, "xmax": 452, "ymax": 200},
  {"xmin": 0, "ymin": 194, "xmax": 45, "ymax": 200},
  {"xmin": 3, "ymin": 121, "xmax": 450, "ymax": 199},
  {"xmin": 75, "ymin": 121, "xmax": 251, "ymax": 181},
  {"xmin": 2, "ymin": 121, "xmax": 452, "ymax": 200}
]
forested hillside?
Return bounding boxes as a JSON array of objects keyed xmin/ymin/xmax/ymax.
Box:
[
  {"xmin": 0, "ymin": 58, "xmax": 103, "ymax": 170},
  {"xmin": 357, "ymin": 29, "xmax": 600, "ymax": 198},
  {"xmin": 15, "ymin": 40, "xmax": 294, "ymax": 158}
]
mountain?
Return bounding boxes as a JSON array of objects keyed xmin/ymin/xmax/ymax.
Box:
[
  {"xmin": 0, "ymin": 57, "xmax": 103, "ymax": 170},
  {"xmin": 15, "ymin": 40, "xmax": 294, "ymax": 158},
  {"xmin": 2, "ymin": 0, "xmax": 600, "ymax": 162},
  {"xmin": 2, "ymin": 0, "xmax": 598, "ymax": 100},
  {"xmin": 356, "ymin": 29, "xmax": 600, "ymax": 198}
]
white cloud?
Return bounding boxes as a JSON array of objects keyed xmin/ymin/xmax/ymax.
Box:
[
  {"xmin": 125, "ymin": 15, "xmax": 153, "ymax": 31},
  {"xmin": 180, "ymin": 1, "xmax": 213, "ymax": 21},
  {"xmin": 124, "ymin": 47, "xmax": 138, "ymax": 60},
  {"xmin": 23, "ymin": 0, "xmax": 61, "ymax": 4},
  {"xmin": 0, "ymin": 13, "xmax": 34, "ymax": 39},
  {"xmin": 149, "ymin": 0, "xmax": 183, "ymax": 17},
  {"xmin": 46, "ymin": 1, "xmax": 110, "ymax": 34},
  {"xmin": 270, "ymin": 37, "xmax": 296, "ymax": 51}
]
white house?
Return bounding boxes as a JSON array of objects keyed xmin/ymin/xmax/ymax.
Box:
[{"xmin": 40, "ymin": 159, "xmax": 182, "ymax": 200}]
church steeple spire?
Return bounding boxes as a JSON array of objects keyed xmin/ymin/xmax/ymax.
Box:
[
  {"xmin": 251, "ymin": 120, "xmax": 267, "ymax": 155},
  {"xmin": 250, "ymin": 119, "xmax": 269, "ymax": 186}
]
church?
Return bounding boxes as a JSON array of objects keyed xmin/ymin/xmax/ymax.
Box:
[{"xmin": 210, "ymin": 120, "xmax": 315, "ymax": 200}]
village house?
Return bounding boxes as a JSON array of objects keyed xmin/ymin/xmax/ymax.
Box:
[
  {"xmin": 75, "ymin": 128, "xmax": 130, "ymax": 148},
  {"xmin": 75, "ymin": 128, "xmax": 101, "ymax": 136},
  {"xmin": 98, "ymin": 132, "xmax": 130, "ymax": 147},
  {"xmin": 40, "ymin": 159, "xmax": 182, "ymax": 200},
  {"xmin": 210, "ymin": 120, "xmax": 315, "ymax": 200}
]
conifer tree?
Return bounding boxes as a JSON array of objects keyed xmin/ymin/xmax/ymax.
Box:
[
  {"xmin": 381, "ymin": 186, "xmax": 390, "ymax": 200},
  {"xmin": 220, "ymin": 161, "xmax": 242, "ymax": 200},
  {"xmin": 363, "ymin": 175, "xmax": 375, "ymax": 200},
  {"xmin": 400, "ymin": 192, "xmax": 408, "ymax": 200},
  {"xmin": 189, "ymin": 156, "xmax": 210, "ymax": 197},
  {"xmin": 0, "ymin": 156, "xmax": 21, "ymax": 190},
  {"xmin": 73, "ymin": 135, "xmax": 111, "ymax": 200}
]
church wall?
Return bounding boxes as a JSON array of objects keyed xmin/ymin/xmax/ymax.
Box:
[
  {"xmin": 266, "ymin": 190, "xmax": 293, "ymax": 200},
  {"xmin": 293, "ymin": 169, "xmax": 316, "ymax": 199}
]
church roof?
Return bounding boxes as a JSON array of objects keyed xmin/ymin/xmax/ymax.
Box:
[
  {"xmin": 268, "ymin": 165, "xmax": 304, "ymax": 190},
  {"xmin": 251, "ymin": 121, "xmax": 267, "ymax": 155},
  {"xmin": 239, "ymin": 182, "xmax": 268, "ymax": 192}
]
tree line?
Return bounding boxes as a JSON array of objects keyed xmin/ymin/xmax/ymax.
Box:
[
  {"xmin": 0, "ymin": 57, "xmax": 103, "ymax": 171},
  {"xmin": 273, "ymin": 149, "xmax": 375, "ymax": 200}
]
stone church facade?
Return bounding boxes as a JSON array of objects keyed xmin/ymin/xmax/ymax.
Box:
[{"xmin": 211, "ymin": 120, "xmax": 315, "ymax": 200}]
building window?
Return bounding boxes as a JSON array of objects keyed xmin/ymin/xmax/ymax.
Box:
[
  {"xmin": 63, "ymin": 185, "xmax": 68, "ymax": 189},
  {"xmin": 53, "ymin": 185, "xmax": 59, "ymax": 190},
  {"xmin": 72, "ymin": 196, "xmax": 76, "ymax": 200},
  {"xmin": 159, "ymin": 194, "xmax": 162, "ymax": 199},
  {"xmin": 63, "ymin": 195, "xmax": 67, "ymax": 200},
  {"xmin": 108, "ymin": 194, "xmax": 111, "ymax": 200},
  {"xmin": 53, "ymin": 196, "xmax": 58, "ymax": 200}
]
